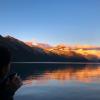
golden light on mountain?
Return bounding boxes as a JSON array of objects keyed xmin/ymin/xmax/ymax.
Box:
[
  {"xmin": 25, "ymin": 40, "xmax": 100, "ymax": 61},
  {"xmin": 75, "ymin": 49, "xmax": 100, "ymax": 59},
  {"xmin": 25, "ymin": 42, "xmax": 33, "ymax": 47}
]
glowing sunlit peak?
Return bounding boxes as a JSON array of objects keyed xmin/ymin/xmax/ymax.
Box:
[{"xmin": 31, "ymin": 39, "xmax": 38, "ymax": 45}]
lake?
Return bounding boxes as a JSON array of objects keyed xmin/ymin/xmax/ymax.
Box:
[{"xmin": 11, "ymin": 63, "xmax": 100, "ymax": 100}]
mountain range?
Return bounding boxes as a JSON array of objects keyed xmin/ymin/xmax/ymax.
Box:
[{"xmin": 0, "ymin": 35, "xmax": 100, "ymax": 62}]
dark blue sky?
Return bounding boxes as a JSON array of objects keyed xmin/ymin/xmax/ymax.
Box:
[{"xmin": 0, "ymin": 0, "xmax": 100, "ymax": 45}]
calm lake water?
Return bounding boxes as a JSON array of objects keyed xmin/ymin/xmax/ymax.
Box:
[{"xmin": 11, "ymin": 63, "xmax": 100, "ymax": 100}]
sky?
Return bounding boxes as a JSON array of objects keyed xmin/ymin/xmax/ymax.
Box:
[{"xmin": 0, "ymin": 0, "xmax": 100, "ymax": 46}]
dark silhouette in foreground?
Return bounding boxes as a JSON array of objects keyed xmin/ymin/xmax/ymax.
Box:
[{"xmin": 0, "ymin": 46, "xmax": 22, "ymax": 100}]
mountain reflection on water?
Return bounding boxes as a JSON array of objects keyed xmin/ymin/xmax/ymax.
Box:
[
  {"xmin": 13, "ymin": 63, "xmax": 100, "ymax": 100},
  {"xmin": 11, "ymin": 63, "xmax": 100, "ymax": 84}
]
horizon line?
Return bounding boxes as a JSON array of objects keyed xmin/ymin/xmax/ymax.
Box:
[{"xmin": 11, "ymin": 62, "xmax": 100, "ymax": 64}]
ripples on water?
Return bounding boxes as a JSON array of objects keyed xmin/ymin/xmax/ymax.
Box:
[{"xmin": 11, "ymin": 63, "xmax": 100, "ymax": 100}]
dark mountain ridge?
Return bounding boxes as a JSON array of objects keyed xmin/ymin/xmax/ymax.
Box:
[{"xmin": 0, "ymin": 35, "xmax": 89, "ymax": 62}]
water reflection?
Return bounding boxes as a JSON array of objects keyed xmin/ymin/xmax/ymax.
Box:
[
  {"xmin": 39, "ymin": 66, "xmax": 100, "ymax": 83},
  {"xmin": 14, "ymin": 64, "xmax": 100, "ymax": 100},
  {"xmin": 11, "ymin": 64, "xmax": 100, "ymax": 84}
]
